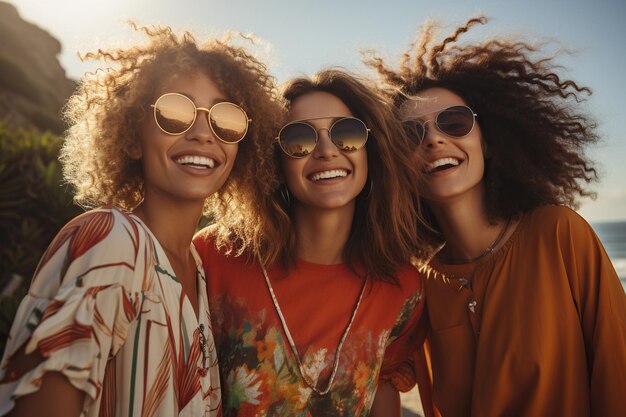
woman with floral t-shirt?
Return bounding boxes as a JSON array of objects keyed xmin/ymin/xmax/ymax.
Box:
[{"xmin": 194, "ymin": 69, "xmax": 430, "ymax": 416}]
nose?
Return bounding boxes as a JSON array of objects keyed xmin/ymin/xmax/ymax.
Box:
[
  {"xmin": 420, "ymin": 120, "xmax": 445, "ymax": 148},
  {"xmin": 312, "ymin": 128, "xmax": 339, "ymax": 159},
  {"xmin": 185, "ymin": 109, "xmax": 216, "ymax": 143}
]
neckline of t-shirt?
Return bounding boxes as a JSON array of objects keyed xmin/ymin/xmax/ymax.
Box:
[{"xmin": 293, "ymin": 258, "xmax": 368, "ymax": 276}]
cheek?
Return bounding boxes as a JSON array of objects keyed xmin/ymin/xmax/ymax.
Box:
[
  {"xmin": 357, "ymin": 151, "xmax": 368, "ymax": 179},
  {"xmin": 280, "ymin": 154, "xmax": 300, "ymax": 181},
  {"xmin": 224, "ymin": 144, "xmax": 239, "ymax": 171}
]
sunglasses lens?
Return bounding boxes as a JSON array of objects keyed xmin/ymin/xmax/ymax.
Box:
[
  {"xmin": 402, "ymin": 120, "xmax": 426, "ymax": 145},
  {"xmin": 154, "ymin": 94, "xmax": 195, "ymax": 135},
  {"xmin": 209, "ymin": 102, "xmax": 249, "ymax": 143},
  {"xmin": 330, "ymin": 118, "xmax": 368, "ymax": 151},
  {"xmin": 278, "ymin": 122, "xmax": 317, "ymax": 157},
  {"xmin": 437, "ymin": 106, "xmax": 475, "ymax": 137}
]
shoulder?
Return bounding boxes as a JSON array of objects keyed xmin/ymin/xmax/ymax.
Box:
[
  {"xmin": 522, "ymin": 205, "xmax": 594, "ymax": 239},
  {"xmin": 36, "ymin": 207, "xmax": 150, "ymax": 276},
  {"xmin": 371, "ymin": 263, "xmax": 423, "ymax": 303},
  {"xmin": 394, "ymin": 263, "xmax": 423, "ymax": 292},
  {"xmin": 193, "ymin": 226, "xmax": 221, "ymax": 263},
  {"xmin": 193, "ymin": 226, "xmax": 253, "ymax": 271},
  {"xmin": 525, "ymin": 205, "xmax": 588, "ymax": 227},
  {"xmin": 31, "ymin": 207, "xmax": 154, "ymax": 297}
]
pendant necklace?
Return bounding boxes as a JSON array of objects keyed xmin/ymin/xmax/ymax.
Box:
[{"xmin": 259, "ymin": 256, "xmax": 367, "ymax": 395}]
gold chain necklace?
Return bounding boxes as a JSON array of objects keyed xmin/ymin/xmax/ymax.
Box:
[
  {"xmin": 439, "ymin": 218, "xmax": 512, "ymax": 265},
  {"xmin": 259, "ymin": 257, "xmax": 367, "ymax": 395}
]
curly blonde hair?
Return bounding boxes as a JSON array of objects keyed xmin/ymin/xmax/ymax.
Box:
[{"xmin": 61, "ymin": 24, "xmax": 283, "ymax": 233}]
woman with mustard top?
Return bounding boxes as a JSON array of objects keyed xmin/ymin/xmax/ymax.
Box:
[{"xmin": 369, "ymin": 16, "xmax": 626, "ymax": 417}]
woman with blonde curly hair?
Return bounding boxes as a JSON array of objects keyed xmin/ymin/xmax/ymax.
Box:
[
  {"xmin": 370, "ymin": 16, "xmax": 626, "ymax": 416},
  {"xmin": 0, "ymin": 25, "xmax": 282, "ymax": 417},
  {"xmin": 194, "ymin": 69, "xmax": 429, "ymax": 416}
]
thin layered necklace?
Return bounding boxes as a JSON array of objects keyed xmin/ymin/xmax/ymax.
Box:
[
  {"xmin": 439, "ymin": 218, "xmax": 512, "ymax": 265},
  {"xmin": 258, "ymin": 255, "xmax": 367, "ymax": 395}
]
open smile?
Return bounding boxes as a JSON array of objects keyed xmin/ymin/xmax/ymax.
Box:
[
  {"xmin": 425, "ymin": 157, "xmax": 461, "ymax": 174},
  {"xmin": 173, "ymin": 154, "xmax": 218, "ymax": 170},
  {"xmin": 308, "ymin": 169, "xmax": 349, "ymax": 182}
]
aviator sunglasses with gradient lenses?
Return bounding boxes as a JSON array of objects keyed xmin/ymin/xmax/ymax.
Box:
[
  {"xmin": 151, "ymin": 92, "xmax": 250, "ymax": 143},
  {"xmin": 276, "ymin": 117, "xmax": 369, "ymax": 158},
  {"xmin": 403, "ymin": 105, "xmax": 477, "ymax": 145}
]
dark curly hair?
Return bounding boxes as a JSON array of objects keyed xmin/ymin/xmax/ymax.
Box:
[
  {"xmin": 367, "ymin": 17, "xmax": 599, "ymax": 229},
  {"xmin": 62, "ymin": 23, "xmax": 283, "ymax": 231},
  {"xmin": 253, "ymin": 69, "xmax": 425, "ymax": 282}
]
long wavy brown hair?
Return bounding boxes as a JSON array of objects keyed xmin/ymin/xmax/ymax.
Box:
[
  {"xmin": 367, "ymin": 17, "xmax": 599, "ymax": 237},
  {"xmin": 250, "ymin": 69, "xmax": 425, "ymax": 283},
  {"xmin": 61, "ymin": 24, "xmax": 282, "ymax": 227}
]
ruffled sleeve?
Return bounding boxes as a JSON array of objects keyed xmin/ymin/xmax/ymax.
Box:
[{"xmin": 0, "ymin": 208, "xmax": 147, "ymax": 414}]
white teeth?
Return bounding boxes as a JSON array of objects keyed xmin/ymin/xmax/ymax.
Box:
[
  {"xmin": 174, "ymin": 155, "xmax": 215, "ymax": 169},
  {"xmin": 310, "ymin": 169, "xmax": 348, "ymax": 181},
  {"xmin": 427, "ymin": 157, "xmax": 460, "ymax": 172}
]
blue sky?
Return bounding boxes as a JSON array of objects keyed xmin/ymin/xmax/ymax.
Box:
[{"xmin": 7, "ymin": 0, "xmax": 626, "ymax": 221}]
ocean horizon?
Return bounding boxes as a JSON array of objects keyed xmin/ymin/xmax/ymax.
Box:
[{"xmin": 591, "ymin": 220, "xmax": 626, "ymax": 291}]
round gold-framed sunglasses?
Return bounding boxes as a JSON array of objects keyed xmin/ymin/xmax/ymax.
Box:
[
  {"xmin": 150, "ymin": 92, "xmax": 250, "ymax": 143},
  {"xmin": 276, "ymin": 116, "xmax": 370, "ymax": 158}
]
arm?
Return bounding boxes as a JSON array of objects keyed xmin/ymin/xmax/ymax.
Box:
[
  {"xmin": 0, "ymin": 209, "xmax": 140, "ymax": 416},
  {"xmin": 2, "ymin": 341, "xmax": 84, "ymax": 417},
  {"xmin": 370, "ymin": 380, "xmax": 401, "ymax": 417},
  {"xmin": 8, "ymin": 373, "xmax": 84, "ymax": 417},
  {"xmin": 561, "ymin": 210, "xmax": 626, "ymax": 415}
]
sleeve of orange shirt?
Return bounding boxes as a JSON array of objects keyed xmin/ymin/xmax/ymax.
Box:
[
  {"xmin": 563, "ymin": 211, "xmax": 626, "ymax": 415},
  {"xmin": 378, "ymin": 269, "xmax": 428, "ymax": 393}
]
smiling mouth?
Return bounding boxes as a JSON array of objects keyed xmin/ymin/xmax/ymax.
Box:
[
  {"xmin": 174, "ymin": 155, "xmax": 216, "ymax": 169},
  {"xmin": 309, "ymin": 169, "xmax": 349, "ymax": 182},
  {"xmin": 426, "ymin": 157, "xmax": 461, "ymax": 174}
]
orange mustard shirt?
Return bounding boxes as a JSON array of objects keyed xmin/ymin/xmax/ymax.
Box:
[{"xmin": 418, "ymin": 205, "xmax": 626, "ymax": 417}]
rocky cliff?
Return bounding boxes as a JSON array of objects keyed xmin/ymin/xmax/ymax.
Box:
[{"xmin": 0, "ymin": 2, "xmax": 75, "ymax": 133}]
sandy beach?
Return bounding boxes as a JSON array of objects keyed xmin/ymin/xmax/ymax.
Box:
[{"xmin": 401, "ymin": 386, "xmax": 424, "ymax": 417}]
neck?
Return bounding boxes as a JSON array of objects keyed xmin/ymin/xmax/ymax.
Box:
[
  {"xmin": 427, "ymin": 186, "xmax": 508, "ymax": 263},
  {"xmin": 133, "ymin": 189, "xmax": 204, "ymax": 260},
  {"xmin": 292, "ymin": 201, "xmax": 355, "ymax": 265}
]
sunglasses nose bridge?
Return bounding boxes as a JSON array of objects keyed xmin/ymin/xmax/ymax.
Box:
[
  {"xmin": 420, "ymin": 119, "xmax": 446, "ymax": 146},
  {"xmin": 312, "ymin": 127, "xmax": 339, "ymax": 157},
  {"xmin": 186, "ymin": 106, "xmax": 216, "ymax": 142}
]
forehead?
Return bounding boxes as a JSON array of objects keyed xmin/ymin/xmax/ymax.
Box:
[
  {"xmin": 399, "ymin": 88, "xmax": 468, "ymax": 119},
  {"xmin": 154, "ymin": 70, "xmax": 226, "ymax": 101},
  {"xmin": 288, "ymin": 91, "xmax": 353, "ymax": 122}
]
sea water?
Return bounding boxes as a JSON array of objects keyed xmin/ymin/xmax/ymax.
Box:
[{"xmin": 592, "ymin": 221, "xmax": 626, "ymax": 291}]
